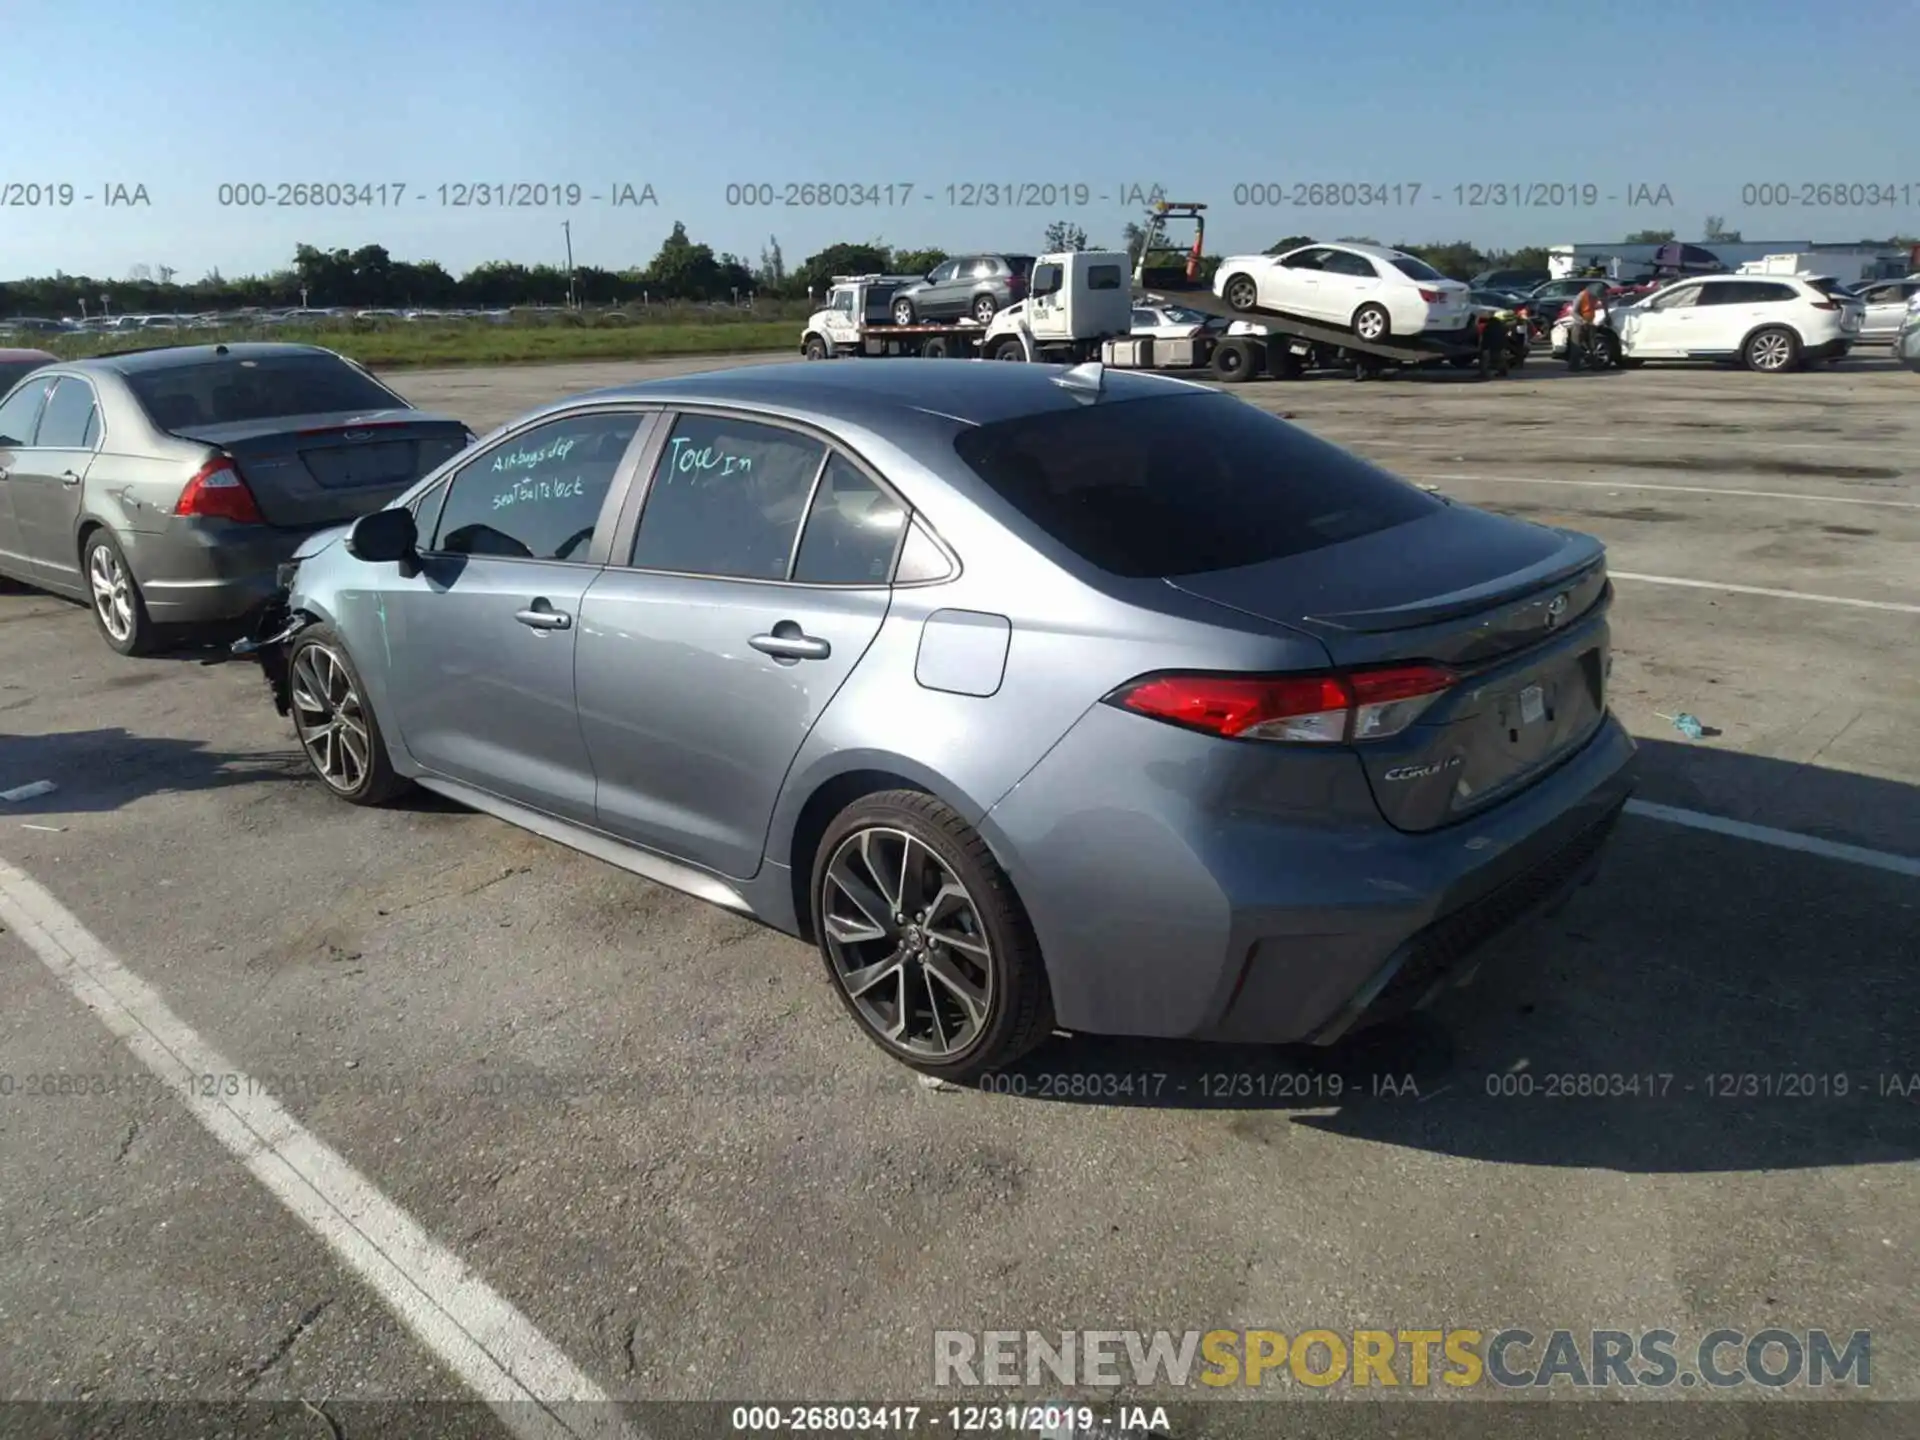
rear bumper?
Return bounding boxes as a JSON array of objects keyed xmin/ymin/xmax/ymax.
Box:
[
  {"xmin": 122, "ymin": 519, "xmax": 313, "ymax": 623},
  {"xmin": 980, "ymin": 706, "xmax": 1638, "ymax": 1046}
]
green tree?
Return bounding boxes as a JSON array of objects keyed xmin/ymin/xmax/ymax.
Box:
[
  {"xmin": 1703, "ymin": 216, "xmax": 1742, "ymax": 243},
  {"xmin": 1122, "ymin": 222, "xmax": 1148, "ymax": 262},
  {"xmin": 641, "ymin": 222, "xmax": 724, "ymax": 300},
  {"xmin": 1264, "ymin": 234, "xmax": 1315, "ymax": 254},
  {"xmin": 892, "ymin": 248, "xmax": 947, "ymax": 276},
  {"xmin": 794, "ymin": 242, "xmax": 894, "ymax": 298},
  {"xmin": 1393, "ymin": 240, "xmax": 1485, "ymax": 280},
  {"xmin": 1043, "ymin": 219, "xmax": 1089, "ymax": 252}
]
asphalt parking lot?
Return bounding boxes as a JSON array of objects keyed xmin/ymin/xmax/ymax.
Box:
[{"xmin": 1, "ymin": 351, "xmax": 1916, "ymax": 1432}]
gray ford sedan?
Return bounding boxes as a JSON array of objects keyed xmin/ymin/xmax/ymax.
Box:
[{"xmin": 238, "ymin": 360, "xmax": 1637, "ymax": 1080}]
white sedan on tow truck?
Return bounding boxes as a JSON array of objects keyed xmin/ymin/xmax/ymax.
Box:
[{"xmin": 1210, "ymin": 241, "xmax": 1473, "ymax": 342}]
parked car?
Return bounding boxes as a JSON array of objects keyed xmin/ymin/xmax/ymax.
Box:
[
  {"xmin": 1471, "ymin": 268, "xmax": 1550, "ymax": 293},
  {"xmin": 1898, "ymin": 294, "xmax": 1920, "ymax": 372},
  {"xmin": 1852, "ymin": 277, "xmax": 1920, "ymax": 343},
  {"xmin": 0, "ymin": 342, "xmax": 473, "ymax": 654},
  {"xmin": 1604, "ymin": 275, "xmax": 1860, "ymax": 371},
  {"xmin": 889, "ymin": 255, "xmax": 1034, "ymax": 326},
  {"xmin": 1213, "ymin": 242, "xmax": 1474, "ymax": 341},
  {"xmin": 237, "ymin": 360, "xmax": 1637, "ymax": 1082},
  {"xmin": 0, "ymin": 348, "xmax": 57, "ymax": 394}
]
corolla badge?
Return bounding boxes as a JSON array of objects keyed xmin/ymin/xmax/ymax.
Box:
[
  {"xmin": 343, "ymin": 429, "xmax": 374, "ymax": 441},
  {"xmin": 1382, "ymin": 757, "xmax": 1464, "ymax": 782}
]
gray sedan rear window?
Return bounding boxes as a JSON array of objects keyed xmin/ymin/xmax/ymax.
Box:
[
  {"xmin": 952, "ymin": 392, "xmax": 1439, "ymax": 578},
  {"xmin": 126, "ymin": 354, "xmax": 401, "ymax": 428}
]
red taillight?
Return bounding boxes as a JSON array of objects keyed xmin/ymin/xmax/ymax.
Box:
[
  {"xmin": 1110, "ymin": 664, "xmax": 1456, "ymax": 744},
  {"xmin": 1810, "ymin": 299, "xmax": 1839, "ymax": 311},
  {"xmin": 1419, "ymin": 288, "xmax": 1443, "ymax": 303},
  {"xmin": 174, "ymin": 456, "xmax": 263, "ymax": 523}
]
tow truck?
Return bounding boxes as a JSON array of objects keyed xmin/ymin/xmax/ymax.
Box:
[
  {"xmin": 801, "ymin": 252, "xmax": 1135, "ymax": 363},
  {"xmin": 1119, "ymin": 201, "xmax": 1486, "ymax": 380}
]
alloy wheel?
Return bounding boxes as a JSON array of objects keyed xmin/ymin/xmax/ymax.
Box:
[
  {"xmin": 820, "ymin": 827, "xmax": 994, "ymax": 1060},
  {"xmin": 1751, "ymin": 331, "xmax": 1792, "ymax": 371},
  {"xmin": 87, "ymin": 544, "xmax": 135, "ymax": 643},
  {"xmin": 289, "ymin": 643, "xmax": 372, "ymax": 794},
  {"xmin": 1355, "ymin": 307, "xmax": 1387, "ymax": 340},
  {"xmin": 1225, "ymin": 277, "xmax": 1258, "ymax": 310}
]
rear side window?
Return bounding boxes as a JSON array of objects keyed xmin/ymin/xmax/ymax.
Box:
[
  {"xmin": 126, "ymin": 353, "xmax": 405, "ymax": 429},
  {"xmin": 35, "ymin": 377, "xmax": 99, "ymax": 448},
  {"xmin": 791, "ymin": 455, "xmax": 908, "ymax": 585},
  {"xmin": 432, "ymin": 411, "xmax": 639, "ymax": 561},
  {"xmin": 952, "ymin": 392, "xmax": 1440, "ymax": 578},
  {"xmin": 0, "ymin": 374, "xmax": 54, "ymax": 447},
  {"xmin": 1087, "ymin": 264, "xmax": 1122, "ymax": 290},
  {"xmin": 630, "ymin": 413, "xmax": 826, "ymax": 580}
]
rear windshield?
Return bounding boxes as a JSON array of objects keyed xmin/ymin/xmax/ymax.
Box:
[
  {"xmin": 951, "ymin": 391, "xmax": 1440, "ymax": 578},
  {"xmin": 1390, "ymin": 255, "xmax": 1445, "ymax": 282},
  {"xmin": 1804, "ymin": 276, "xmax": 1848, "ymax": 296},
  {"xmin": 0, "ymin": 360, "xmax": 49, "ymax": 393},
  {"xmin": 126, "ymin": 352, "xmax": 404, "ymax": 429},
  {"xmin": 1004, "ymin": 255, "xmax": 1035, "ymax": 277}
]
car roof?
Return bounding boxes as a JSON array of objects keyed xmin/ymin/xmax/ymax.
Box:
[
  {"xmin": 1312, "ymin": 240, "xmax": 1414, "ymax": 261},
  {"xmin": 64, "ymin": 341, "xmax": 338, "ymax": 374},
  {"xmin": 556, "ymin": 359, "xmax": 1208, "ymax": 430}
]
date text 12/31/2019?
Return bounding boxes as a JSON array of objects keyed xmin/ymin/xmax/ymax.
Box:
[
  {"xmin": 728, "ymin": 1404, "xmax": 1171, "ymax": 1434},
  {"xmin": 213, "ymin": 183, "xmax": 659, "ymax": 209},
  {"xmin": 722, "ymin": 183, "xmax": 1173, "ymax": 209}
]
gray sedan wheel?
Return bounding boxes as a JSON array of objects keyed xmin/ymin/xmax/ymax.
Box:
[
  {"xmin": 83, "ymin": 530, "xmax": 156, "ymax": 657},
  {"xmin": 286, "ymin": 624, "xmax": 410, "ymax": 805},
  {"xmin": 812, "ymin": 791, "xmax": 1053, "ymax": 1081}
]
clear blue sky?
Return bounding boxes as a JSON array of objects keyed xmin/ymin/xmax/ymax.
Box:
[{"xmin": 2, "ymin": 0, "xmax": 1914, "ymax": 283}]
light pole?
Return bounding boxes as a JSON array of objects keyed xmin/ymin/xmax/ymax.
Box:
[{"xmin": 563, "ymin": 221, "xmax": 576, "ymax": 309}]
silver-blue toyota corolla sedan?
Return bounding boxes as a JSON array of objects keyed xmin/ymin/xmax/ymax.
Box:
[{"xmin": 237, "ymin": 360, "xmax": 1637, "ymax": 1081}]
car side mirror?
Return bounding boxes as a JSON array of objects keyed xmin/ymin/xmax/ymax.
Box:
[{"xmin": 347, "ymin": 506, "xmax": 418, "ymax": 565}]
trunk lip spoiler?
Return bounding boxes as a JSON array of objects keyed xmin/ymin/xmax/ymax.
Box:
[{"xmin": 1279, "ymin": 555, "xmax": 1605, "ymax": 634}]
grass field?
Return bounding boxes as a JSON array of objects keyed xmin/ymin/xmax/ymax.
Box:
[{"xmin": 37, "ymin": 313, "xmax": 801, "ymax": 369}]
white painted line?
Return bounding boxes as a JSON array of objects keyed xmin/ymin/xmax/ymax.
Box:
[
  {"xmin": 1408, "ymin": 473, "xmax": 1920, "ymax": 511},
  {"xmin": 1360, "ymin": 433, "xmax": 1913, "ymax": 458},
  {"xmin": 1625, "ymin": 801, "xmax": 1920, "ymax": 880},
  {"xmin": 1609, "ymin": 572, "xmax": 1920, "ymax": 614},
  {"xmin": 0, "ymin": 859, "xmax": 641, "ymax": 1440}
]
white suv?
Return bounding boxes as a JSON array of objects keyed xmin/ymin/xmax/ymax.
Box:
[
  {"xmin": 1609, "ymin": 275, "xmax": 1860, "ymax": 371},
  {"xmin": 1212, "ymin": 242, "xmax": 1472, "ymax": 341}
]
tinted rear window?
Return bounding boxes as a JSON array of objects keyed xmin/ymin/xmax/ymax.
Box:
[
  {"xmin": 1005, "ymin": 255, "xmax": 1035, "ymax": 277},
  {"xmin": 0, "ymin": 360, "xmax": 47, "ymax": 393},
  {"xmin": 126, "ymin": 353, "xmax": 403, "ymax": 428},
  {"xmin": 1390, "ymin": 255, "xmax": 1445, "ymax": 282},
  {"xmin": 951, "ymin": 392, "xmax": 1440, "ymax": 578}
]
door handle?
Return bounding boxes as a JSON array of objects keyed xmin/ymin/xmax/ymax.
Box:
[
  {"xmin": 750, "ymin": 626, "xmax": 830, "ymax": 661},
  {"xmin": 60, "ymin": 470, "xmax": 81, "ymax": 486},
  {"xmin": 514, "ymin": 601, "xmax": 572, "ymax": 631}
]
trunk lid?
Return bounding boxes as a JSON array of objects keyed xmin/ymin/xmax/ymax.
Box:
[
  {"xmin": 169, "ymin": 409, "xmax": 471, "ymax": 527},
  {"xmin": 1167, "ymin": 503, "xmax": 1614, "ymax": 832}
]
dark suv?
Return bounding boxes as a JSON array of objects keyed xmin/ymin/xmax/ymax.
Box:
[{"xmin": 889, "ymin": 254, "xmax": 1034, "ymax": 325}]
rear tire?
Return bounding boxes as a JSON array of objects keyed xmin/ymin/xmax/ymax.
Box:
[
  {"xmin": 971, "ymin": 293, "xmax": 998, "ymax": 324},
  {"xmin": 1211, "ymin": 339, "xmax": 1254, "ymax": 383},
  {"xmin": 285, "ymin": 623, "xmax": 411, "ymax": 806},
  {"xmin": 1222, "ymin": 273, "xmax": 1260, "ymax": 312},
  {"xmin": 1743, "ymin": 325, "xmax": 1799, "ymax": 372},
  {"xmin": 892, "ymin": 297, "xmax": 917, "ymax": 326},
  {"xmin": 1352, "ymin": 302, "xmax": 1391, "ymax": 343},
  {"xmin": 811, "ymin": 790, "xmax": 1054, "ymax": 1083},
  {"xmin": 921, "ymin": 336, "xmax": 950, "ymax": 359},
  {"xmin": 83, "ymin": 529, "xmax": 158, "ymax": 657}
]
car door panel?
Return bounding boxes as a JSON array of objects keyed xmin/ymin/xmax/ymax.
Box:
[
  {"xmin": 377, "ymin": 407, "xmax": 652, "ymax": 823},
  {"xmin": 12, "ymin": 376, "xmax": 103, "ymax": 591},
  {"xmin": 0, "ymin": 374, "xmax": 55, "ymax": 580},
  {"xmin": 577, "ymin": 573, "xmax": 888, "ymax": 877},
  {"xmin": 576, "ymin": 411, "xmax": 904, "ymax": 879}
]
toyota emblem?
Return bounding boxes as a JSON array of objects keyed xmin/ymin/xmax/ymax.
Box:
[{"xmin": 1545, "ymin": 593, "xmax": 1569, "ymax": 627}]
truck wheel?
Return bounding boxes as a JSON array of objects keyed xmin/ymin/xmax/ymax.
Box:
[
  {"xmin": 971, "ymin": 294, "xmax": 999, "ymax": 324},
  {"xmin": 1222, "ymin": 273, "xmax": 1260, "ymax": 312},
  {"xmin": 921, "ymin": 336, "xmax": 950, "ymax": 359},
  {"xmin": 1743, "ymin": 326, "xmax": 1799, "ymax": 372},
  {"xmin": 1352, "ymin": 303, "xmax": 1392, "ymax": 343},
  {"xmin": 991, "ymin": 338, "xmax": 1027, "ymax": 362},
  {"xmin": 803, "ymin": 335, "xmax": 829, "ymax": 361},
  {"xmin": 1211, "ymin": 339, "xmax": 1253, "ymax": 383},
  {"xmin": 892, "ymin": 297, "xmax": 917, "ymax": 326}
]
